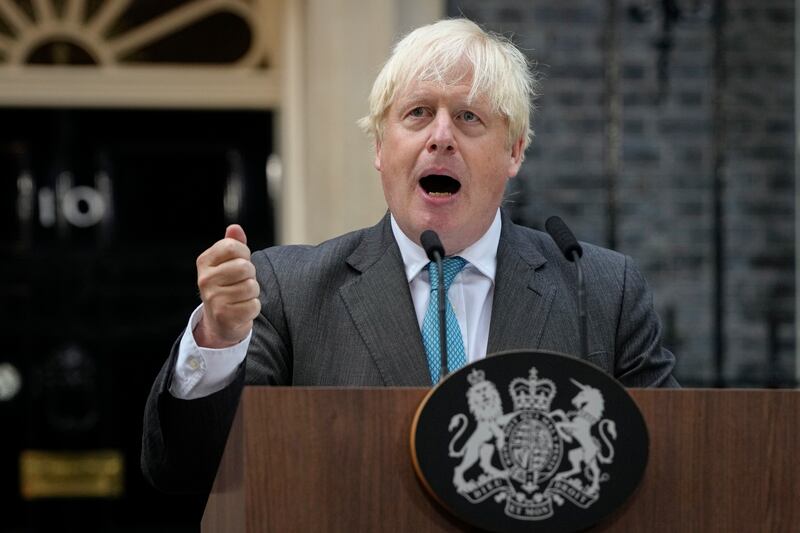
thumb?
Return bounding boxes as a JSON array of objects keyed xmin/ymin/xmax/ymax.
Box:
[{"xmin": 224, "ymin": 224, "xmax": 247, "ymax": 245}]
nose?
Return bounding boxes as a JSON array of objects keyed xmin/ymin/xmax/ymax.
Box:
[{"xmin": 426, "ymin": 111, "xmax": 456, "ymax": 154}]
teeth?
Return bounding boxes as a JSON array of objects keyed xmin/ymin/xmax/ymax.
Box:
[{"xmin": 429, "ymin": 192, "xmax": 452, "ymax": 197}]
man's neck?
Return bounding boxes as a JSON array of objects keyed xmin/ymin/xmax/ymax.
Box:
[{"xmin": 390, "ymin": 209, "xmax": 502, "ymax": 283}]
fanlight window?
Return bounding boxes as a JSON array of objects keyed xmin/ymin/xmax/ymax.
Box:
[{"xmin": 0, "ymin": 0, "xmax": 278, "ymax": 108}]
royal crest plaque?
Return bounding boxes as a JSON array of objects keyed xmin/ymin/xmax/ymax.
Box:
[{"xmin": 411, "ymin": 350, "xmax": 649, "ymax": 532}]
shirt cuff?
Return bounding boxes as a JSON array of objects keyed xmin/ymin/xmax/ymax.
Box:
[{"xmin": 169, "ymin": 304, "xmax": 252, "ymax": 400}]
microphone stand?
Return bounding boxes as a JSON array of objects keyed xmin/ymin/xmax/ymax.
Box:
[{"xmin": 545, "ymin": 216, "xmax": 589, "ymax": 359}]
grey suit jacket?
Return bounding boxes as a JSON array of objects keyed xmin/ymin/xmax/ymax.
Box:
[{"xmin": 141, "ymin": 211, "xmax": 678, "ymax": 493}]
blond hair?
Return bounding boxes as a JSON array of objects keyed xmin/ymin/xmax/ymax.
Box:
[{"xmin": 358, "ymin": 18, "xmax": 537, "ymax": 153}]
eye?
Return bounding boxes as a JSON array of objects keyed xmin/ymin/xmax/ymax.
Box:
[
  {"xmin": 408, "ymin": 107, "xmax": 427, "ymax": 118},
  {"xmin": 461, "ymin": 110, "xmax": 479, "ymax": 123}
]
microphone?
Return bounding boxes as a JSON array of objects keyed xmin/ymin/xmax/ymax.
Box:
[
  {"xmin": 545, "ymin": 216, "xmax": 588, "ymax": 359},
  {"xmin": 420, "ymin": 230, "xmax": 448, "ymax": 383},
  {"xmin": 545, "ymin": 216, "xmax": 583, "ymax": 261}
]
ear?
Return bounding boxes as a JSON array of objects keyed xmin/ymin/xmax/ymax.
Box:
[
  {"xmin": 374, "ymin": 138, "xmax": 382, "ymax": 172},
  {"xmin": 506, "ymin": 136, "xmax": 525, "ymax": 178}
]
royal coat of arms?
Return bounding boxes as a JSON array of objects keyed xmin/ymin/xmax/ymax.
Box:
[{"xmin": 447, "ymin": 367, "xmax": 618, "ymax": 521}]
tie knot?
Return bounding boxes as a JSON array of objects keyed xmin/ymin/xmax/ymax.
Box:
[{"xmin": 428, "ymin": 256, "xmax": 467, "ymax": 291}]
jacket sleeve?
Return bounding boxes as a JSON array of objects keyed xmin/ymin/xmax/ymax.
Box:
[
  {"xmin": 140, "ymin": 347, "xmax": 246, "ymax": 494},
  {"xmin": 613, "ymin": 255, "xmax": 680, "ymax": 388},
  {"xmin": 140, "ymin": 249, "xmax": 293, "ymax": 494}
]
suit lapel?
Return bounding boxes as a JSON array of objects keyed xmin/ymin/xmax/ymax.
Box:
[
  {"xmin": 339, "ymin": 215, "xmax": 431, "ymax": 386},
  {"xmin": 487, "ymin": 212, "xmax": 556, "ymax": 354}
]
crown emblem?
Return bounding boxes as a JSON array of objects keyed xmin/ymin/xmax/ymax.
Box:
[{"xmin": 509, "ymin": 367, "xmax": 556, "ymax": 411}]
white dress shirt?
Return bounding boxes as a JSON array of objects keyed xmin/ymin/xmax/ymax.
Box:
[
  {"xmin": 170, "ymin": 210, "xmax": 502, "ymax": 399},
  {"xmin": 391, "ymin": 211, "xmax": 499, "ymax": 365}
]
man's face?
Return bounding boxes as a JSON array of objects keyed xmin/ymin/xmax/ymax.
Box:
[{"xmin": 375, "ymin": 78, "xmax": 524, "ymax": 254}]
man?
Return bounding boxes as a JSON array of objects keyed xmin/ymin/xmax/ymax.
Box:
[{"xmin": 142, "ymin": 18, "xmax": 678, "ymax": 494}]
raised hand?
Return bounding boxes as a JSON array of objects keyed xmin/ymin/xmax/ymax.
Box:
[{"xmin": 193, "ymin": 225, "xmax": 261, "ymax": 348}]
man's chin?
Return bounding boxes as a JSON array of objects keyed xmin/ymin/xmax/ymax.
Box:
[
  {"xmin": 430, "ymin": 225, "xmax": 476, "ymax": 255},
  {"xmin": 414, "ymin": 206, "xmax": 460, "ymax": 229},
  {"xmin": 426, "ymin": 214, "xmax": 496, "ymax": 255},
  {"xmin": 399, "ymin": 209, "xmax": 481, "ymax": 252},
  {"xmin": 414, "ymin": 217, "xmax": 459, "ymax": 242}
]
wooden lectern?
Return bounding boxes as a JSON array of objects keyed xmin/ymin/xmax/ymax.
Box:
[{"xmin": 202, "ymin": 388, "xmax": 800, "ymax": 532}]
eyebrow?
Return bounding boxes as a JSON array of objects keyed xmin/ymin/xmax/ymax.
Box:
[
  {"xmin": 396, "ymin": 90, "xmax": 489, "ymax": 110},
  {"xmin": 395, "ymin": 91, "xmax": 436, "ymax": 105}
]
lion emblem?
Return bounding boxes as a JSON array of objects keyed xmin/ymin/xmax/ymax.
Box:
[{"xmin": 448, "ymin": 370, "xmax": 514, "ymax": 492}]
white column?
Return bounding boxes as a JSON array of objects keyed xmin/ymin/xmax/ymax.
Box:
[{"xmin": 279, "ymin": 0, "xmax": 444, "ymax": 245}]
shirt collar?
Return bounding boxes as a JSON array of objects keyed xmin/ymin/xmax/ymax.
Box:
[{"xmin": 390, "ymin": 209, "xmax": 501, "ymax": 283}]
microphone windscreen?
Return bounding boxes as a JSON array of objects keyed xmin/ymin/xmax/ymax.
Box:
[
  {"xmin": 545, "ymin": 216, "xmax": 583, "ymax": 261},
  {"xmin": 420, "ymin": 230, "xmax": 445, "ymax": 261}
]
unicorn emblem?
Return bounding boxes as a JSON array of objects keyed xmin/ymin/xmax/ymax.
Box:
[{"xmin": 550, "ymin": 379, "xmax": 617, "ymax": 500}]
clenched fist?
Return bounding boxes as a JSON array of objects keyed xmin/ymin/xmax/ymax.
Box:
[{"xmin": 194, "ymin": 224, "xmax": 261, "ymax": 348}]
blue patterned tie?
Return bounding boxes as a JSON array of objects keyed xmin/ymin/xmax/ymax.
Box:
[{"xmin": 422, "ymin": 256, "xmax": 468, "ymax": 384}]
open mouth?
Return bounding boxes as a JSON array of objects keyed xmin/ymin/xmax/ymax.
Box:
[{"xmin": 419, "ymin": 174, "xmax": 461, "ymax": 197}]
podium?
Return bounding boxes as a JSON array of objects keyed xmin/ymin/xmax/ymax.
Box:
[{"xmin": 201, "ymin": 387, "xmax": 800, "ymax": 532}]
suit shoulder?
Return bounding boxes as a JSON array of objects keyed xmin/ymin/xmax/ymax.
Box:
[
  {"xmin": 249, "ymin": 223, "xmax": 390, "ymax": 290},
  {"xmin": 253, "ymin": 226, "xmax": 369, "ymax": 265},
  {"xmin": 505, "ymin": 222, "xmax": 631, "ymax": 295},
  {"xmin": 508, "ymin": 221, "xmax": 627, "ymax": 267},
  {"xmin": 580, "ymin": 241, "xmax": 627, "ymax": 268}
]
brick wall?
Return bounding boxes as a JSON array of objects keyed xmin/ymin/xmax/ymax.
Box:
[
  {"xmin": 723, "ymin": 0, "xmax": 795, "ymax": 385},
  {"xmin": 448, "ymin": 0, "xmax": 795, "ymax": 386}
]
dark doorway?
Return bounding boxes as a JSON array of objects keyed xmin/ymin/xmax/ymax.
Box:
[{"xmin": 0, "ymin": 107, "xmax": 274, "ymax": 531}]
